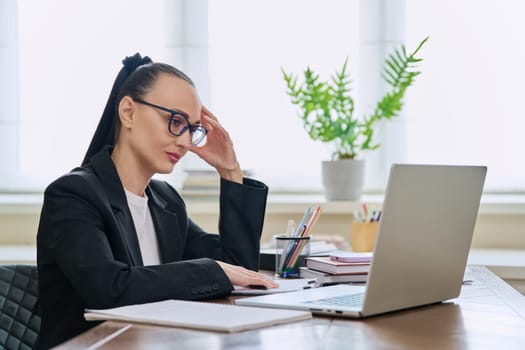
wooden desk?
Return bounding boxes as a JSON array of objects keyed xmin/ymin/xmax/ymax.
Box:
[{"xmin": 53, "ymin": 266, "xmax": 525, "ymax": 349}]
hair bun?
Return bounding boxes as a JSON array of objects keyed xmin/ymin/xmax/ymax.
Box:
[{"xmin": 122, "ymin": 53, "xmax": 153, "ymax": 73}]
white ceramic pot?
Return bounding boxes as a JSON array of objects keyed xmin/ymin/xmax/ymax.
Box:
[{"xmin": 321, "ymin": 159, "xmax": 365, "ymax": 201}]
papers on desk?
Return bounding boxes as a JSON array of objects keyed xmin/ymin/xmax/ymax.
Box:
[
  {"xmin": 85, "ymin": 300, "xmax": 311, "ymax": 333},
  {"xmin": 232, "ymin": 278, "xmax": 317, "ymax": 295}
]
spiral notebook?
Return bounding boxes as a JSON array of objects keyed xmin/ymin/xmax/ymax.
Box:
[{"xmin": 85, "ymin": 299, "xmax": 311, "ymax": 333}]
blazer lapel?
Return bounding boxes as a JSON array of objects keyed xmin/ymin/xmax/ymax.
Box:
[
  {"xmin": 147, "ymin": 186, "xmax": 183, "ymax": 263},
  {"xmin": 89, "ymin": 147, "xmax": 144, "ymax": 266}
]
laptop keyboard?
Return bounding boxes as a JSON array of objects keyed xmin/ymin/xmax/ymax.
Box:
[{"xmin": 304, "ymin": 293, "xmax": 365, "ymax": 307}]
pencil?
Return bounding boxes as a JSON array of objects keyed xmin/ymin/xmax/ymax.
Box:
[{"xmin": 286, "ymin": 206, "xmax": 322, "ymax": 269}]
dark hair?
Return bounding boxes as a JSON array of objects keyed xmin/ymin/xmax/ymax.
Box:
[{"xmin": 81, "ymin": 53, "xmax": 194, "ymax": 166}]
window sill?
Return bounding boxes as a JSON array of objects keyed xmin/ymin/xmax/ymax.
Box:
[
  {"xmin": 0, "ymin": 192, "xmax": 524, "ymax": 215},
  {"xmin": 468, "ymin": 249, "xmax": 525, "ymax": 280},
  {"xmin": 182, "ymin": 192, "xmax": 525, "ymax": 215},
  {"xmin": 0, "ymin": 193, "xmax": 43, "ymax": 214}
]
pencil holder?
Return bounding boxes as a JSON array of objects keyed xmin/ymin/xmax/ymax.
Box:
[
  {"xmin": 274, "ymin": 234, "xmax": 311, "ymax": 278},
  {"xmin": 351, "ymin": 221, "xmax": 379, "ymax": 252}
]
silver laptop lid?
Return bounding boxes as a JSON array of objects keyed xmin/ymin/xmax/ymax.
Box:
[{"xmin": 362, "ymin": 164, "xmax": 486, "ymax": 316}]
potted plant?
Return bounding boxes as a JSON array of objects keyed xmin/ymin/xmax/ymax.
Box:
[{"xmin": 282, "ymin": 37, "xmax": 428, "ymax": 200}]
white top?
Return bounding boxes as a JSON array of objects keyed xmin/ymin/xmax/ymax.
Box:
[{"xmin": 124, "ymin": 189, "xmax": 161, "ymax": 266}]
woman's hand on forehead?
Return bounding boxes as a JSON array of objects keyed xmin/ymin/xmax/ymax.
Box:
[{"xmin": 190, "ymin": 106, "xmax": 243, "ymax": 183}]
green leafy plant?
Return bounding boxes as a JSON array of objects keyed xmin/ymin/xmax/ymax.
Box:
[{"xmin": 282, "ymin": 37, "xmax": 428, "ymax": 160}]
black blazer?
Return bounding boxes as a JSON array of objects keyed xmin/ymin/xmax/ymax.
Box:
[{"xmin": 36, "ymin": 146, "xmax": 268, "ymax": 349}]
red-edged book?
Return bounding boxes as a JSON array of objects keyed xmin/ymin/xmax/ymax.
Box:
[{"xmin": 305, "ymin": 256, "xmax": 371, "ymax": 275}]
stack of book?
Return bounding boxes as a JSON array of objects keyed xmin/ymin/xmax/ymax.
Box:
[
  {"xmin": 181, "ymin": 168, "xmax": 254, "ymax": 197},
  {"xmin": 300, "ymin": 251, "xmax": 372, "ymax": 285},
  {"xmin": 180, "ymin": 169, "xmax": 219, "ymax": 197}
]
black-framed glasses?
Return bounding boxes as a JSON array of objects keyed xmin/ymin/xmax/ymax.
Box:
[{"xmin": 133, "ymin": 98, "xmax": 208, "ymax": 146}]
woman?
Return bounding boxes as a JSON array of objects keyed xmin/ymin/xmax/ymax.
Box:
[{"xmin": 36, "ymin": 53, "xmax": 277, "ymax": 349}]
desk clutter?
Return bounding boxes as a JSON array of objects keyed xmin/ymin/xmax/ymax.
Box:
[
  {"xmin": 68, "ymin": 267, "xmax": 525, "ymax": 349},
  {"xmin": 68, "ymin": 166, "xmax": 497, "ymax": 346},
  {"xmin": 299, "ymin": 251, "xmax": 372, "ymax": 284},
  {"xmin": 305, "ymin": 255, "xmax": 371, "ymax": 275},
  {"xmin": 272, "ymin": 206, "xmax": 323, "ymax": 278},
  {"xmin": 351, "ymin": 203, "xmax": 381, "ymax": 252},
  {"xmin": 260, "ymin": 203, "xmax": 375, "ymax": 284}
]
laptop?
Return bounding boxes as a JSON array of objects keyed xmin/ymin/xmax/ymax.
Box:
[{"xmin": 236, "ymin": 164, "xmax": 487, "ymax": 318}]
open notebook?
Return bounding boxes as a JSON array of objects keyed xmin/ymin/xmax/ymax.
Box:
[{"xmin": 84, "ymin": 299, "xmax": 311, "ymax": 333}]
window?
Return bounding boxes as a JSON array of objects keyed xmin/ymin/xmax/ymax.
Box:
[
  {"xmin": 17, "ymin": 0, "xmax": 166, "ymax": 188},
  {"xmin": 208, "ymin": 0, "xmax": 359, "ymax": 191},
  {"xmin": 12, "ymin": 0, "xmax": 525, "ymax": 193},
  {"xmin": 405, "ymin": 0, "xmax": 525, "ymax": 192}
]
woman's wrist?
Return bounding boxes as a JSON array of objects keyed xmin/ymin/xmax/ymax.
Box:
[{"xmin": 218, "ymin": 165, "xmax": 243, "ymax": 184}]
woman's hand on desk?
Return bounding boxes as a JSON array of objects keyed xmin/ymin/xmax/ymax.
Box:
[{"xmin": 216, "ymin": 261, "xmax": 279, "ymax": 289}]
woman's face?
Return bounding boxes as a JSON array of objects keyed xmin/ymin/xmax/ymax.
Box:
[{"xmin": 125, "ymin": 73, "xmax": 201, "ymax": 176}]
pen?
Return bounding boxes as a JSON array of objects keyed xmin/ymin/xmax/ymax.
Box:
[
  {"xmin": 354, "ymin": 210, "xmax": 365, "ymax": 222},
  {"xmin": 300, "ymin": 205, "xmax": 322, "ymax": 238},
  {"xmin": 294, "ymin": 207, "xmax": 311, "ymax": 236},
  {"xmin": 286, "ymin": 206, "xmax": 322, "ymax": 269},
  {"xmin": 362, "ymin": 203, "xmax": 368, "ymax": 221},
  {"xmin": 280, "ymin": 207, "xmax": 311, "ymax": 273},
  {"xmin": 281, "ymin": 230, "xmax": 305, "ymax": 272},
  {"xmin": 303, "ymin": 279, "xmax": 318, "ymax": 289},
  {"xmin": 286, "ymin": 219, "xmax": 296, "ymax": 235}
]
